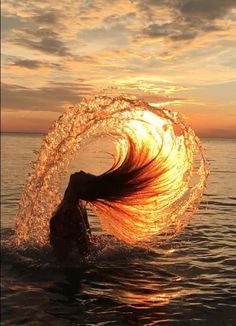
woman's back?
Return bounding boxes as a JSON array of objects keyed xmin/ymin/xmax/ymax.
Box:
[{"xmin": 50, "ymin": 202, "xmax": 90, "ymax": 261}]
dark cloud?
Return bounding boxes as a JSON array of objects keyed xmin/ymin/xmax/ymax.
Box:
[
  {"xmin": 143, "ymin": 22, "xmax": 199, "ymax": 41},
  {"xmin": 135, "ymin": 0, "xmax": 236, "ymax": 42},
  {"xmin": 34, "ymin": 10, "xmax": 59, "ymax": 25},
  {"xmin": 26, "ymin": 37, "xmax": 68, "ymax": 56},
  {"xmin": 103, "ymin": 12, "xmax": 136, "ymax": 24},
  {"xmin": 3, "ymin": 6, "xmax": 69, "ymax": 57},
  {"xmin": 11, "ymin": 59, "xmax": 61, "ymax": 69},
  {"xmin": 135, "ymin": 0, "xmax": 236, "ymax": 20},
  {"xmin": 2, "ymin": 82, "xmax": 93, "ymax": 112},
  {"xmin": 14, "ymin": 28, "xmax": 70, "ymax": 56},
  {"xmin": 179, "ymin": 0, "xmax": 236, "ymax": 20}
]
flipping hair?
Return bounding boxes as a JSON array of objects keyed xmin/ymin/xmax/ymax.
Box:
[
  {"xmin": 75, "ymin": 135, "xmax": 169, "ymax": 245},
  {"xmin": 80, "ymin": 136, "xmax": 166, "ymax": 208}
]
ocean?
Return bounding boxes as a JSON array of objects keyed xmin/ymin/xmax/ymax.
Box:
[{"xmin": 1, "ymin": 132, "xmax": 236, "ymax": 325}]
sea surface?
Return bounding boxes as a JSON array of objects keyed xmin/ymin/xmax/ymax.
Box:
[{"xmin": 1, "ymin": 133, "xmax": 236, "ymax": 326}]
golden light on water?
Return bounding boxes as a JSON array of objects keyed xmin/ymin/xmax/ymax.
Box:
[{"xmin": 14, "ymin": 95, "xmax": 209, "ymax": 247}]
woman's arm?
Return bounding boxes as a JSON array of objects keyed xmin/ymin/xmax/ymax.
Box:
[
  {"xmin": 62, "ymin": 175, "xmax": 79, "ymax": 210},
  {"xmin": 80, "ymin": 203, "xmax": 91, "ymax": 235},
  {"xmin": 63, "ymin": 175, "xmax": 92, "ymax": 236},
  {"xmin": 62, "ymin": 173, "xmax": 92, "ymax": 235}
]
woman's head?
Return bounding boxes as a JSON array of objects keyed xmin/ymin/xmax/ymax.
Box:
[{"xmin": 68, "ymin": 171, "xmax": 98, "ymax": 199}]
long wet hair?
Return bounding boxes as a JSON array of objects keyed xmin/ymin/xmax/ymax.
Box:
[
  {"xmin": 79, "ymin": 136, "xmax": 166, "ymax": 209},
  {"xmin": 75, "ymin": 135, "xmax": 170, "ymax": 245}
]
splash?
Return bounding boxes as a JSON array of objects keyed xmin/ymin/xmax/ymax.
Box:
[{"xmin": 15, "ymin": 96, "xmax": 209, "ymax": 247}]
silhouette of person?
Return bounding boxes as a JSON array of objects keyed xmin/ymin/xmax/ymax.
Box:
[
  {"xmin": 49, "ymin": 172, "xmax": 93, "ymax": 261},
  {"xmin": 49, "ymin": 138, "xmax": 158, "ymax": 261}
]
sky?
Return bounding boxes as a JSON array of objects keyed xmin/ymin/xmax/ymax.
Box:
[{"xmin": 2, "ymin": 0, "xmax": 236, "ymax": 138}]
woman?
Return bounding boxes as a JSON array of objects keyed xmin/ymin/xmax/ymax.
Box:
[
  {"xmin": 49, "ymin": 138, "xmax": 160, "ymax": 261},
  {"xmin": 49, "ymin": 172, "xmax": 94, "ymax": 261}
]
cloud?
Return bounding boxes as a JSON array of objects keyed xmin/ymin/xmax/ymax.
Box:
[
  {"xmin": 34, "ymin": 10, "xmax": 60, "ymax": 25},
  {"xmin": 103, "ymin": 12, "xmax": 136, "ymax": 25},
  {"xmin": 143, "ymin": 22, "xmax": 199, "ymax": 41},
  {"xmin": 10, "ymin": 59, "xmax": 61, "ymax": 69},
  {"xmin": 1, "ymin": 15, "xmax": 25, "ymax": 34},
  {"xmin": 179, "ymin": 0, "xmax": 236, "ymax": 20},
  {"xmin": 135, "ymin": 0, "xmax": 236, "ymax": 42},
  {"xmin": 79, "ymin": 23, "xmax": 129, "ymax": 46},
  {"xmin": 2, "ymin": 82, "xmax": 93, "ymax": 112},
  {"xmin": 79, "ymin": 0, "xmax": 104, "ymax": 14},
  {"xmin": 13, "ymin": 28, "xmax": 71, "ymax": 57},
  {"xmin": 141, "ymin": 21, "xmax": 225, "ymax": 43},
  {"xmin": 2, "ymin": 5, "xmax": 71, "ymax": 57},
  {"xmin": 135, "ymin": 0, "xmax": 236, "ymax": 20}
]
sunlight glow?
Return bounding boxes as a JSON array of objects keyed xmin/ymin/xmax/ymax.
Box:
[{"xmin": 15, "ymin": 96, "xmax": 209, "ymax": 247}]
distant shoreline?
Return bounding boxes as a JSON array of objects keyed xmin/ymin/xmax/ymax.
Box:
[
  {"xmin": 1, "ymin": 131, "xmax": 235, "ymax": 140},
  {"xmin": 1, "ymin": 131, "xmax": 46, "ymax": 135}
]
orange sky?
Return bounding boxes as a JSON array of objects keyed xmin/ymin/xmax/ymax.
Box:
[{"xmin": 2, "ymin": 0, "xmax": 236, "ymax": 138}]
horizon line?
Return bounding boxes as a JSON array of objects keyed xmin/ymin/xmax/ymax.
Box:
[{"xmin": 1, "ymin": 131, "xmax": 236, "ymax": 140}]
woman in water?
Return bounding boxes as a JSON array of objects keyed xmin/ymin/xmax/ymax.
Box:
[
  {"xmin": 49, "ymin": 172, "xmax": 93, "ymax": 261},
  {"xmin": 49, "ymin": 138, "xmax": 159, "ymax": 261}
]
